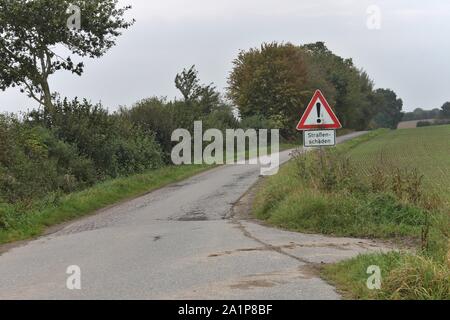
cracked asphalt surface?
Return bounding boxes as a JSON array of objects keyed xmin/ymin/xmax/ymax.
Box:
[{"xmin": 0, "ymin": 131, "xmax": 390, "ymax": 299}]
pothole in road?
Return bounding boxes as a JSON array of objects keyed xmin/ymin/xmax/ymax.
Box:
[{"xmin": 177, "ymin": 209, "xmax": 208, "ymax": 221}]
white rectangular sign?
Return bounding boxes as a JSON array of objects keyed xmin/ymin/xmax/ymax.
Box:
[{"xmin": 303, "ymin": 130, "xmax": 336, "ymax": 147}]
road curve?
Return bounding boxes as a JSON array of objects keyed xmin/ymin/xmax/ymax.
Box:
[{"xmin": 0, "ymin": 131, "xmax": 388, "ymax": 299}]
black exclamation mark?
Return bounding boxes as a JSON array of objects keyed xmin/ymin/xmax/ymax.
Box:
[{"xmin": 316, "ymin": 103, "xmax": 322, "ymax": 124}]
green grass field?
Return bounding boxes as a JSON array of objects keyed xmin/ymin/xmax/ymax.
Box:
[{"xmin": 347, "ymin": 125, "xmax": 450, "ymax": 207}]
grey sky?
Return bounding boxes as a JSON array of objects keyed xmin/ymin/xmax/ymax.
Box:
[{"xmin": 1, "ymin": 0, "xmax": 449, "ymax": 113}]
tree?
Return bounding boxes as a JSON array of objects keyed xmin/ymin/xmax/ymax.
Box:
[
  {"xmin": 175, "ymin": 65, "xmax": 220, "ymax": 114},
  {"xmin": 228, "ymin": 41, "xmax": 389, "ymax": 137},
  {"xmin": 175, "ymin": 65, "xmax": 203, "ymax": 102},
  {"xmin": 228, "ymin": 42, "xmax": 325, "ymax": 138},
  {"xmin": 0, "ymin": 0, "xmax": 134, "ymax": 111},
  {"xmin": 371, "ymin": 89, "xmax": 403, "ymax": 129},
  {"xmin": 302, "ymin": 42, "xmax": 376, "ymax": 130},
  {"xmin": 441, "ymin": 102, "xmax": 450, "ymax": 118}
]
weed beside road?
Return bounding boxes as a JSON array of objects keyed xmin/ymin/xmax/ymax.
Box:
[
  {"xmin": 323, "ymin": 252, "xmax": 450, "ymax": 300},
  {"xmin": 253, "ymin": 126, "xmax": 450, "ymax": 299}
]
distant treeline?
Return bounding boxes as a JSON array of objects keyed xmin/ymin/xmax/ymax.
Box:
[
  {"xmin": 402, "ymin": 105, "xmax": 450, "ymax": 121},
  {"xmin": 416, "ymin": 119, "xmax": 450, "ymax": 128}
]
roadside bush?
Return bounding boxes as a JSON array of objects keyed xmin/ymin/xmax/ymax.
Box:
[
  {"xmin": 203, "ymin": 105, "xmax": 239, "ymax": 132},
  {"xmin": 28, "ymin": 98, "xmax": 163, "ymax": 179},
  {"xmin": 1, "ymin": 65, "xmax": 235, "ymax": 207},
  {"xmin": 0, "ymin": 98, "xmax": 164, "ymax": 205},
  {"xmin": 0, "ymin": 115, "xmax": 90, "ymax": 202},
  {"xmin": 112, "ymin": 130, "xmax": 163, "ymax": 175},
  {"xmin": 240, "ymin": 115, "xmax": 274, "ymax": 130},
  {"xmin": 417, "ymin": 119, "xmax": 450, "ymax": 128},
  {"xmin": 417, "ymin": 121, "xmax": 432, "ymax": 127},
  {"xmin": 119, "ymin": 97, "xmax": 177, "ymax": 159},
  {"xmin": 120, "ymin": 95, "xmax": 238, "ymax": 161}
]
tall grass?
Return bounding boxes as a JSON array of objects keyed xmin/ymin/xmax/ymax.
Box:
[{"xmin": 322, "ymin": 252, "xmax": 450, "ymax": 300}]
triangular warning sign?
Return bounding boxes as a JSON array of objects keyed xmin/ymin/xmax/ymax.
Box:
[{"xmin": 296, "ymin": 90, "xmax": 342, "ymax": 130}]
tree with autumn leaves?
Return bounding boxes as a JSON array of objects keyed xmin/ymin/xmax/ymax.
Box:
[{"xmin": 228, "ymin": 42, "xmax": 404, "ymax": 137}]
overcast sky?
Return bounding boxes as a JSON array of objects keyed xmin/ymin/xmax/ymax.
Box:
[{"xmin": 1, "ymin": 0, "xmax": 449, "ymax": 113}]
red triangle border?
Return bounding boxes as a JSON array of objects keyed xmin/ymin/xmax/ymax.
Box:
[{"xmin": 296, "ymin": 90, "xmax": 342, "ymax": 130}]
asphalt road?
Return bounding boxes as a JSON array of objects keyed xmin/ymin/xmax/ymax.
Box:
[{"xmin": 0, "ymin": 131, "xmax": 389, "ymax": 299}]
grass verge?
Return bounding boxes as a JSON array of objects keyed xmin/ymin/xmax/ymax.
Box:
[
  {"xmin": 0, "ymin": 164, "xmax": 211, "ymax": 244},
  {"xmin": 253, "ymin": 129, "xmax": 414, "ymax": 239}
]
